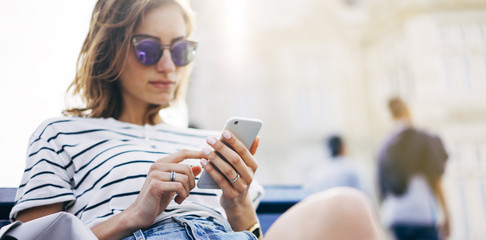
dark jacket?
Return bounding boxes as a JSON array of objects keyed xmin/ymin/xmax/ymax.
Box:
[{"xmin": 377, "ymin": 128, "xmax": 448, "ymax": 200}]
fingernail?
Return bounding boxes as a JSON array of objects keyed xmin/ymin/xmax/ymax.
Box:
[
  {"xmin": 207, "ymin": 137, "xmax": 217, "ymax": 145},
  {"xmin": 201, "ymin": 159, "xmax": 209, "ymax": 166},
  {"xmin": 202, "ymin": 148, "xmax": 210, "ymax": 156},
  {"xmin": 222, "ymin": 130, "xmax": 231, "ymax": 139}
]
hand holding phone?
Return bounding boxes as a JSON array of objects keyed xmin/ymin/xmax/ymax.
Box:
[{"xmin": 197, "ymin": 117, "xmax": 262, "ymax": 189}]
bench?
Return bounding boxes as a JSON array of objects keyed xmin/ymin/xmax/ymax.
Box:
[
  {"xmin": 0, "ymin": 188, "xmax": 16, "ymax": 228},
  {"xmin": 255, "ymin": 185, "xmax": 306, "ymax": 233},
  {"xmin": 0, "ymin": 186, "xmax": 306, "ymax": 234}
]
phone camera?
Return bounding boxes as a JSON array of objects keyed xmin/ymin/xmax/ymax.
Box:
[{"xmin": 234, "ymin": 121, "xmax": 239, "ymax": 125}]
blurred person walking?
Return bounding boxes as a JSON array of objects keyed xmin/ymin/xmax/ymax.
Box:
[
  {"xmin": 305, "ymin": 135, "xmax": 369, "ymax": 195},
  {"xmin": 377, "ymin": 97, "xmax": 450, "ymax": 240}
]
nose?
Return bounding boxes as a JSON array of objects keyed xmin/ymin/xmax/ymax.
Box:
[{"xmin": 155, "ymin": 47, "xmax": 176, "ymax": 72}]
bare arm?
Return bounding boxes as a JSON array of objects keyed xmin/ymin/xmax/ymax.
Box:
[
  {"xmin": 16, "ymin": 203, "xmax": 138, "ymax": 240},
  {"xmin": 90, "ymin": 209, "xmax": 141, "ymax": 240},
  {"xmin": 435, "ymin": 178, "xmax": 450, "ymax": 238},
  {"xmin": 16, "ymin": 203, "xmax": 64, "ymax": 223}
]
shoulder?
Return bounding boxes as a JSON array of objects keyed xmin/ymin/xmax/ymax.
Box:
[
  {"xmin": 29, "ymin": 117, "xmax": 117, "ymax": 142},
  {"xmin": 409, "ymin": 128, "xmax": 445, "ymax": 148},
  {"xmin": 418, "ymin": 129, "xmax": 443, "ymax": 142},
  {"xmin": 156, "ymin": 124, "xmax": 219, "ymax": 139}
]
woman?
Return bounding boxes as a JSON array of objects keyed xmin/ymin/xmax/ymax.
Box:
[
  {"xmin": 12, "ymin": 0, "xmax": 260, "ymax": 239},
  {"xmin": 9, "ymin": 0, "xmax": 385, "ymax": 239}
]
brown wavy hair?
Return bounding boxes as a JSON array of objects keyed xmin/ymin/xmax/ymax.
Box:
[{"xmin": 64, "ymin": 0, "xmax": 195, "ymax": 125}]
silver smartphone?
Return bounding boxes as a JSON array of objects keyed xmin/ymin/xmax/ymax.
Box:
[{"xmin": 197, "ymin": 117, "xmax": 263, "ymax": 189}]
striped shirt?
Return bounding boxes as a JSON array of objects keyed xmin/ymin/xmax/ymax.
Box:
[{"xmin": 10, "ymin": 117, "xmax": 262, "ymax": 228}]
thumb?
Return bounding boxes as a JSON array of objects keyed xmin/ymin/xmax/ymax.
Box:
[
  {"xmin": 192, "ymin": 165, "xmax": 202, "ymax": 177},
  {"xmin": 249, "ymin": 136, "xmax": 260, "ymax": 155}
]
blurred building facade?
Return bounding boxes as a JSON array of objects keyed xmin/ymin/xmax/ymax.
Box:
[{"xmin": 187, "ymin": 0, "xmax": 486, "ymax": 239}]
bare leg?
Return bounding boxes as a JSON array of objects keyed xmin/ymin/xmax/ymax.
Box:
[{"xmin": 264, "ymin": 187, "xmax": 385, "ymax": 240}]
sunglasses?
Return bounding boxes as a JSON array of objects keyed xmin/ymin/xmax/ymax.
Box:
[{"xmin": 131, "ymin": 35, "xmax": 198, "ymax": 67}]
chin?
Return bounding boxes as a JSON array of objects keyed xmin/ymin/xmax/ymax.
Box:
[
  {"xmin": 149, "ymin": 95, "xmax": 174, "ymax": 106},
  {"xmin": 151, "ymin": 98, "xmax": 173, "ymax": 108},
  {"xmin": 158, "ymin": 102, "xmax": 171, "ymax": 109}
]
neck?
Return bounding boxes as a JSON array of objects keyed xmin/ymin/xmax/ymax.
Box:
[
  {"xmin": 118, "ymin": 90, "xmax": 166, "ymax": 125},
  {"xmin": 394, "ymin": 118, "xmax": 412, "ymax": 129},
  {"xmin": 118, "ymin": 112, "xmax": 163, "ymax": 125},
  {"xmin": 118, "ymin": 103, "xmax": 163, "ymax": 126}
]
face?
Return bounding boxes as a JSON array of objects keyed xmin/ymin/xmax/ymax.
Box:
[{"xmin": 119, "ymin": 4, "xmax": 187, "ymax": 111}]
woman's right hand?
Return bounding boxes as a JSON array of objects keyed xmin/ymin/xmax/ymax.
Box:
[
  {"xmin": 124, "ymin": 149, "xmax": 204, "ymax": 228},
  {"xmin": 91, "ymin": 149, "xmax": 205, "ymax": 240}
]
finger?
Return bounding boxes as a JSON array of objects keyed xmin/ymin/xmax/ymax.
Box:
[
  {"xmin": 192, "ymin": 165, "xmax": 202, "ymax": 177},
  {"xmin": 204, "ymin": 137, "xmax": 252, "ymax": 183},
  {"xmin": 200, "ymin": 158, "xmax": 242, "ymax": 196},
  {"xmin": 200, "ymin": 157, "xmax": 249, "ymax": 196},
  {"xmin": 156, "ymin": 149, "xmax": 206, "ymax": 164},
  {"xmin": 168, "ymin": 173, "xmax": 193, "ymax": 204},
  {"xmin": 202, "ymin": 147, "xmax": 239, "ymax": 183},
  {"xmin": 249, "ymin": 136, "xmax": 260, "ymax": 155},
  {"xmin": 222, "ymin": 131, "xmax": 258, "ymax": 171},
  {"xmin": 149, "ymin": 163, "xmax": 196, "ymax": 191},
  {"xmin": 153, "ymin": 181, "xmax": 190, "ymax": 205},
  {"xmin": 146, "ymin": 172, "xmax": 191, "ymax": 203},
  {"xmin": 147, "ymin": 169, "xmax": 188, "ymax": 196}
]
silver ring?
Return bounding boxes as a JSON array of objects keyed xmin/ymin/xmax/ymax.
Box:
[
  {"xmin": 170, "ymin": 171, "xmax": 176, "ymax": 182},
  {"xmin": 229, "ymin": 173, "xmax": 240, "ymax": 183}
]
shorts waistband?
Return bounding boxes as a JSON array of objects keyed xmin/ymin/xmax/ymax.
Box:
[{"xmin": 128, "ymin": 215, "xmax": 235, "ymax": 240}]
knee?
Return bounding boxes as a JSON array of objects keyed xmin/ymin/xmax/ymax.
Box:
[
  {"xmin": 307, "ymin": 187, "xmax": 372, "ymax": 211},
  {"xmin": 305, "ymin": 187, "xmax": 384, "ymax": 239},
  {"xmin": 266, "ymin": 188, "xmax": 385, "ymax": 240},
  {"xmin": 306, "ymin": 187, "xmax": 375, "ymax": 221},
  {"xmin": 308, "ymin": 186, "xmax": 368, "ymax": 200}
]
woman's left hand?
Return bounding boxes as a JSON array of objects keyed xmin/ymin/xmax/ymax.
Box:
[{"xmin": 200, "ymin": 130, "xmax": 260, "ymax": 230}]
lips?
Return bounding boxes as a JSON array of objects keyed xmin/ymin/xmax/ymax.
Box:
[{"xmin": 149, "ymin": 80, "xmax": 174, "ymax": 89}]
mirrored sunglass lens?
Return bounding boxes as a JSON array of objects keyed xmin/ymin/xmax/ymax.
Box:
[
  {"xmin": 171, "ymin": 41, "xmax": 196, "ymax": 66},
  {"xmin": 134, "ymin": 39, "xmax": 161, "ymax": 66}
]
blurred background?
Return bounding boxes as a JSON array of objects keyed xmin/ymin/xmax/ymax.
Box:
[{"xmin": 1, "ymin": 0, "xmax": 485, "ymax": 239}]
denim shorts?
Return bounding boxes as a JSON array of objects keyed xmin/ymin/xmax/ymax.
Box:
[{"xmin": 122, "ymin": 215, "xmax": 258, "ymax": 240}]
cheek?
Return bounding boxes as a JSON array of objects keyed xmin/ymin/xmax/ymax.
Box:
[
  {"xmin": 120, "ymin": 56, "xmax": 145, "ymax": 84},
  {"xmin": 174, "ymin": 67, "xmax": 184, "ymax": 82},
  {"xmin": 173, "ymin": 68, "xmax": 186, "ymax": 91}
]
